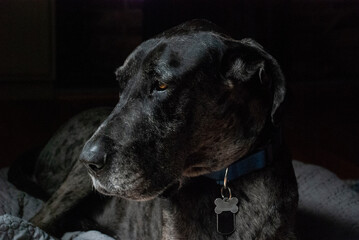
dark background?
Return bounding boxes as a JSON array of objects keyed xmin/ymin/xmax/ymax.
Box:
[{"xmin": 0, "ymin": 0, "xmax": 358, "ymax": 178}]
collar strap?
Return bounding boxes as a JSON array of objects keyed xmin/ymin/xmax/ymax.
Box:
[{"xmin": 204, "ymin": 144, "xmax": 273, "ymax": 185}]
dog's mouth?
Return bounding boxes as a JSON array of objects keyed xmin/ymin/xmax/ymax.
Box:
[
  {"xmin": 158, "ymin": 181, "xmax": 181, "ymax": 198},
  {"xmin": 90, "ymin": 174, "xmax": 180, "ymax": 201},
  {"xmin": 90, "ymin": 175, "xmax": 116, "ymax": 196},
  {"xmin": 93, "ymin": 184, "xmax": 116, "ymax": 197}
]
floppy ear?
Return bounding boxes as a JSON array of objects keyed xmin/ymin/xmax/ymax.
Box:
[{"xmin": 222, "ymin": 38, "xmax": 286, "ymax": 125}]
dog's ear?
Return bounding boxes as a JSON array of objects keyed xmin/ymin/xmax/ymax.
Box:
[{"xmin": 221, "ymin": 38, "xmax": 286, "ymax": 125}]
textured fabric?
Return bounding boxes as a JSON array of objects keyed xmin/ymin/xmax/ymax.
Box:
[
  {"xmin": 1, "ymin": 161, "xmax": 359, "ymax": 240},
  {"xmin": 293, "ymin": 160, "xmax": 359, "ymax": 240},
  {"xmin": 0, "ymin": 168, "xmax": 113, "ymax": 240},
  {"xmin": 346, "ymin": 180, "xmax": 359, "ymax": 193},
  {"xmin": 62, "ymin": 231, "xmax": 115, "ymax": 240},
  {"xmin": 0, "ymin": 214, "xmax": 53, "ymax": 240},
  {"xmin": 0, "ymin": 168, "xmax": 43, "ymax": 221}
]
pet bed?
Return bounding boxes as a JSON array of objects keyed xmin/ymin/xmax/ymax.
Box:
[{"xmin": 0, "ymin": 161, "xmax": 358, "ymax": 240}]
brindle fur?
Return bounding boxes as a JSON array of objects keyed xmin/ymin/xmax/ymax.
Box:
[{"xmin": 10, "ymin": 20, "xmax": 298, "ymax": 239}]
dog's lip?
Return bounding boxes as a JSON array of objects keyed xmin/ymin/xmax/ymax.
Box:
[
  {"xmin": 183, "ymin": 165, "xmax": 213, "ymax": 177},
  {"xmin": 93, "ymin": 177, "xmax": 181, "ymax": 201},
  {"xmin": 95, "ymin": 186, "xmax": 160, "ymax": 201},
  {"xmin": 158, "ymin": 180, "xmax": 181, "ymax": 199},
  {"xmin": 95, "ymin": 186, "xmax": 117, "ymax": 197},
  {"xmin": 92, "ymin": 179, "xmax": 119, "ymax": 197}
]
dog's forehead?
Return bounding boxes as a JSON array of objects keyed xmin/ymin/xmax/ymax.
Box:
[
  {"xmin": 153, "ymin": 33, "xmax": 225, "ymax": 67},
  {"xmin": 117, "ymin": 32, "xmax": 226, "ymax": 82}
]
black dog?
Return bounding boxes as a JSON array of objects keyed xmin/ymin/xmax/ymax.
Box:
[{"xmin": 11, "ymin": 20, "xmax": 298, "ymax": 239}]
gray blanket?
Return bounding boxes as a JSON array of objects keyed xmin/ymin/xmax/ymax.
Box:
[
  {"xmin": 1, "ymin": 161, "xmax": 358, "ymax": 240},
  {"xmin": 293, "ymin": 161, "xmax": 359, "ymax": 239},
  {"xmin": 0, "ymin": 168, "xmax": 115, "ymax": 240}
]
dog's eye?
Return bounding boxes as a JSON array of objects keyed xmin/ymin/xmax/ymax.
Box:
[{"xmin": 156, "ymin": 81, "xmax": 168, "ymax": 91}]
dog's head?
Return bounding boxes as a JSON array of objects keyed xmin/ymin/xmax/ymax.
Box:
[{"xmin": 80, "ymin": 20, "xmax": 286, "ymax": 200}]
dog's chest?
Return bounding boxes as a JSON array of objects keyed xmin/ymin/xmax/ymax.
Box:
[
  {"xmin": 93, "ymin": 197, "xmax": 219, "ymax": 239},
  {"xmin": 92, "ymin": 175, "xmax": 290, "ymax": 240},
  {"xmin": 93, "ymin": 198, "xmax": 163, "ymax": 239}
]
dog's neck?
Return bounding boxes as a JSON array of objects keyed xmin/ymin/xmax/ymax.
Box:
[
  {"xmin": 204, "ymin": 126, "xmax": 282, "ymax": 184},
  {"xmin": 204, "ymin": 144, "xmax": 273, "ymax": 185}
]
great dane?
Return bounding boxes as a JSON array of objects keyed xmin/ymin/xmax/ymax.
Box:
[{"xmin": 10, "ymin": 19, "xmax": 298, "ymax": 239}]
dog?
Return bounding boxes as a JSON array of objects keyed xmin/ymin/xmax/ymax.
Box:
[{"xmin": 10, "ymin": 19, "xmax": 298, "ymax": 239}]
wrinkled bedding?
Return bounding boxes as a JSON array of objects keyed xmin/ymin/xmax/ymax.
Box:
[
  {"xmin": 1, "ymin": 161, "xmax": 359, "ymax": 240},
  {"xmin": 0, "ymin": 168, "xmax": 115, "ymax": 240}
]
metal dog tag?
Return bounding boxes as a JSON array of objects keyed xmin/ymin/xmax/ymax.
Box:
[{"xmin": 214, "ymin": 197, "xmax": 238, "ymax": 235}]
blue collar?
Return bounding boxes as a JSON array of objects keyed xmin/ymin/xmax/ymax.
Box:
[{"xmin": 204, "ymin": 145, "xmax": 272, "ymax": 185}]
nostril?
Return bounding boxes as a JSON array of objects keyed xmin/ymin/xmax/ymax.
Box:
[
  {"xmin": 81, "ymin": 142, "xmax": 108, "ymax": 173},
  {"xmin": 88, "ymin": 162, "xmax": 105, "ymax": 172},
  {"xmin": 81, "ymin": 136, "xmax": 114, "ymax": 173},
  {"xmin": 83, "ymin": 152, "xmax": 107, "ymax": 173}
]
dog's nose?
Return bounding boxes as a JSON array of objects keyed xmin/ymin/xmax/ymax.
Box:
[{"xmin": 80, "ymin": 138, "xmax": 108, "ymax": 173}]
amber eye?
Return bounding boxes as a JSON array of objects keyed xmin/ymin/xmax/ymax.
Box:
[{"xmin": 156, "ymin": 81, "xmax": 168, "ymax": 91}]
